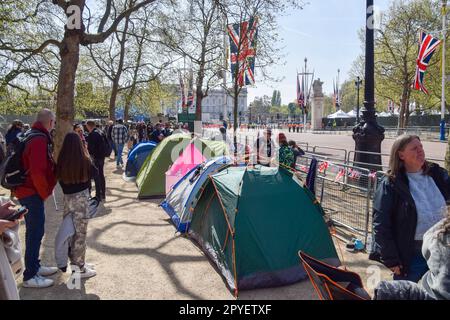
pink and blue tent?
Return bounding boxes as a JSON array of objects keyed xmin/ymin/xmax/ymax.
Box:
[
  {"xmin": 160, "ymin": 156, "xmax": 232, "ymax": 232},
  {"xmin": 165, "ymin": 142, "xmax": 206, "ymax": 195}
]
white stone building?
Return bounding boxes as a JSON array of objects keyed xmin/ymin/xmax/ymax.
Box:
[{"xmin": 200, "ymin": 88, "xmax": 248, "ymax": 122}]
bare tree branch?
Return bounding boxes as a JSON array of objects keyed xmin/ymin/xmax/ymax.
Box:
[{"xmin": 82, "ymin": 0, "xmax": 157, "ymax": 45}]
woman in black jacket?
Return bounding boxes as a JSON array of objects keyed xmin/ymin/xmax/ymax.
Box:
[
  {"xmin": 369, "ymin": 135, "xmax": 450, "ymax": 283},
  {"xmin": 55, "ymin": 132, "xmax": 98, "ymax": 279}
]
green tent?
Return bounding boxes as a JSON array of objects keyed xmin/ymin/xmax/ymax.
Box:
[
  {"xmin": 136, "ymin": 134, "xmax": 228, "ymax": 199},
  {"xmin": 189, "ymin": 165, "xmax": 339, "ymax": 295}
]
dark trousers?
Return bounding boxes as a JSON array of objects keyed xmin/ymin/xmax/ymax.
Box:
[
  {"xmin": 94, "ymin": 158, "xmax": 106, "ymax": 200},
  {"xmin": 19, "ymin": 194, "xmax": 45, "ymax": 281},
  {"xmin": 394, "ymin": 241, "xmax": 428, "ymax": 283}
]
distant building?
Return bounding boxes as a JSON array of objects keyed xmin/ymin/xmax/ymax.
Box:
[{"xmin": 199, "ymin": 88, "xmax": 248, "ymax": 122}]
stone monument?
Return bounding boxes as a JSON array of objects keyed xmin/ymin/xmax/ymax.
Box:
[{"xmin": 311, "ymin": 79, "xmax": 324, "ymax": 131}]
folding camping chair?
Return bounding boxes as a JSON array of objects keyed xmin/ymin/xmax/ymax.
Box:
[{"xmin": 298, "ymin": 251, "xmax": 371, "ymax": 300}]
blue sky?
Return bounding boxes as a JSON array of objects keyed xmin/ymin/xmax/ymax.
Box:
[{"xmin": 248, "ymin": 0, "xmax": 392, "ymax": 105}]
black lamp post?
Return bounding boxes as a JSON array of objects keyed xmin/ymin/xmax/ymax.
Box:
[
  {"xmin": 355, "ymin": 76, "xmax": 363, "ymax": 123},
  {"xmin": 352, "ymin": 0, "xmax": 385, "ymax": 171}
]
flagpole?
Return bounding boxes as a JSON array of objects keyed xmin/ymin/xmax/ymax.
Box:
[
  {"xmin": 223, "ymin": 15, "xmax": 228, "ymax": 126},
  {"xmin": 337, "ymin": 68, "xmax": 340, "ymax": 110},
  {"xmin": 440, "ymin": 0, "xmax": 447, "ymax": 141},
  {"xmin": 304, "ymin": 58, "xmax": 307, "ymax": 128}
]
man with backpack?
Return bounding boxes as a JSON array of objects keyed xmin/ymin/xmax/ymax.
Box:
[
  {"xmin": 12, "ymin": 109, "xmax": 58, "ymax": 288},
  {"xmin": 86, "ymin": 120, "xmax": 108, "ymax": 202}
]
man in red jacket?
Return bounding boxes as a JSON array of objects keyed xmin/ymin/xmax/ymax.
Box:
[{"xmin": 15, "ymin": 109, "xmax": 58, "ymax": 288}]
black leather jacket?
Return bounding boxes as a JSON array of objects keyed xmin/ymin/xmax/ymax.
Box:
[{"xmin": 369, "ymin": 163, "xmax": 450, "ymax": 274}]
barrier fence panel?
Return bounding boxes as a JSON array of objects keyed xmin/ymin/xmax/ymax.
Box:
[
  {"xmin": 312, "ymin": 146, "xmax": 348, "ymax": 163},
  {"xmin": 347, "ymin": 150, "xmax": 391, "ymax": 173},
  {"xmin": 318, "ymin": 162, "xmax": 373, "ymax": 243},
  {"xmin": 296, "ymin": 155, "xmax": 374, "ymax": 245},
  {"xmin": 298, "ymin": 142, "xmax": 309, "ymax": 152}
]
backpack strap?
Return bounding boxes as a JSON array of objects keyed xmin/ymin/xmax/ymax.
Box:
[{"xmin": 22, "ymin": 129, "xmax": 52, "ymax": 160}]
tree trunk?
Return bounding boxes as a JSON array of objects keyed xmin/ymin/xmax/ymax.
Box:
[
  {"xmin": 124, "ymin": 37, "xmax": 144, "ymax": 122},
  {"xmin": 108, "ymin": 3, "xmax": 132, "ymax": 120},
  {"xmin": 55, "ymin": 31, "xmax": 81, "ymax": 157},
  {"xmin": 404, "ymin": 93, "xmax": 412, "ymax": 128},
  {"xmin": 195, "ymin": 81, "xmax": 204, "ymax": 123},
  {"xmin": 397, "ymin": 84, "xmax": 410, "ymax": 133},
  {"xmin": 109, "ymin": 79, "xmax": 120, "ymax": 120}
]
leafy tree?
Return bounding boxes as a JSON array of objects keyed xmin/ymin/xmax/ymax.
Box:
[
  {"xmin": 350, "ymin": 0, "xmax": 448, "ymax": 127},
  {"xmin": 1, "ymin": 0, "xmax": 159, "ymax": 155}
]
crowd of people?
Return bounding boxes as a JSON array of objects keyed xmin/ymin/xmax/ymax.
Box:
[
  {"xmin": 0, "ymin": 110, "xmax": 192, "ymax": 297},
  {"xmin": 1, "ymin": 110, "xmax": 450, "ymax": 300}
]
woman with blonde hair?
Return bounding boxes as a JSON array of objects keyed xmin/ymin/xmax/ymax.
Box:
[{"xmin": 369, "ymin": 135, "xmax": 450, "ymax": 283}]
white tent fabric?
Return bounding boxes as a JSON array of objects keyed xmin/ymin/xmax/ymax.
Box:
[
  {"xmin": 327, "ymin": 110, "xmax": 351, "ymax": 118},
  {"xmin": 346, "ymin": 109, "xmax": 359, "ymax": 117},
  {"xmin": 378, "ymin": 112, "xmax": 393, "ymax": 117}
]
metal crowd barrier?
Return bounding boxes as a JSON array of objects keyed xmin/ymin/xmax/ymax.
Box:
[
  {"xmin": 312, "ymin": 146, "xmax": 348, "ymax": 163},
  {"xmin": 296, "ymin": 155, "xmax": 374, "ymax": 245},
  {"xmin": 202, "ymin": 129, "xmax": 446, "ymax": 247}
]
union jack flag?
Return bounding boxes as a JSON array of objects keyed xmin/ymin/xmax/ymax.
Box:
[
  {"xmin": 333, "ymin": 79, "xmax": 341, "ymax": 110},
  {"xmin": 179, "ymin": 73, "xmax": 186, "ymax": 109},
  {"xmin": 387, "ymin": 100, "xmax": 394, "ymax": 113},
  {"xmin": 412, "ymin": 32, "xmax": 441, "ymax": 95},
  {"xmin": 186, "ymin": 70, "xmax": 195, "ymax": 109},
  {"xmin": 335, "ymin": 168, "xmax": 345, "ymax": 182},
  {"xmin": 297, "ymin": 74, "xmax": 305, "ymax": 109},
  {"xmin": 318, "ymin": 161, "xmax": 329, "ymax": 173},
  {"xmin": 227, "ymin": 17, "xmax": 258, "ymax": 87}
]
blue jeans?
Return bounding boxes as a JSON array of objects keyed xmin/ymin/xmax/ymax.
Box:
[
  {"xmin": 109, "ymin": 139, "xmax": 117, "ymax": 157},
  {"xmin": 394, "ymin": 244, "xmax": 428, "ymax": 283},
  {"xmin": 19, "ymin": 194, "xmax": 45, "ymax": 281},
  {"xmin": 116, "ymin": 143, "xmax": 124, "ymax": 166}
]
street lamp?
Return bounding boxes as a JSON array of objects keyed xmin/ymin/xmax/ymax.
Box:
[
  {"xmin": 355, "ymin": 76, "xmax": 363, "ymax": 123},
  {"xmin": 352, "ymin": 0, "xmax": 385, "ymax": 171}
]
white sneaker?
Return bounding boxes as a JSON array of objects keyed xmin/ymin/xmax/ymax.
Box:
[
  {"xmin": 22, "ymin": 275, "xmax": 54, "ymax": 288},
  {"xmin": 37, "ymin": 266, "xmax": 58, "ymax": 277},
  {"xmin": 78, "ymin": 266, "xmax": 97, "ymax": 279}
]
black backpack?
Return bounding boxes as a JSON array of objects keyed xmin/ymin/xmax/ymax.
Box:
[
  {"xmin": 96, "ymin": 128, "xmax": 112, "ymax": 158},
  {"xmin": 0, "ymin": 130, "xmax": 48, "ymax": 190}
]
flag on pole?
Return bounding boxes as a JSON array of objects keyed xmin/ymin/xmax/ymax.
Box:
[
  {"xmin": 297, "ymin": 74, "xmax": 305, "ymax": 110},
  {"xmin": 179, "ymin": 73, "xmax": 186, "ymax": 110},
  {"xmin": 333, "ymin": 79, "xmax": 341, "ymax": 110},
  {"xmin": 228, "ymin": 17, "xmax": 258, "ymax": 87},
  {"xmin": 388, "ymin": 100, "xmax": 394, "ymax": 113},
  {"xmin": 332, "ymin": 79, "xmax": 337, "ymax": 108},
  {"xmin": 336, "ymin": 81, "xmax": 341, "ymax": 110},
  {"xmin": 412, "ymin": 31, "xmax": 442, "ymax": 94},
  {"xmin": 186, "ymin": 69, "xmax": 195, "ymax": 111}
]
